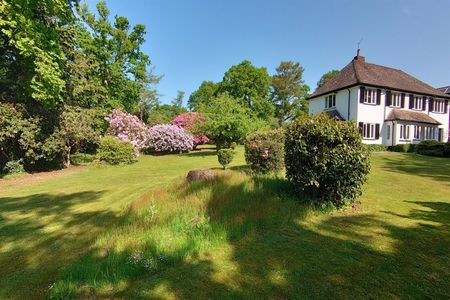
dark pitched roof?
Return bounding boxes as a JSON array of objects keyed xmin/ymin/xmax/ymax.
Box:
[
  {"xmin": 325, "ymin": 109, "xmax": 345, "ymax": 121},
  {"xmin": 438, "ymin": 86, "xmax": 450, "ymax": 94},
  {"xmin": 311, "ymin": 56, "xmax": 450, "ymax": 99},
  {"xmin": 385, "ymin": 109, "xmax": 441, "ymax": 125}
]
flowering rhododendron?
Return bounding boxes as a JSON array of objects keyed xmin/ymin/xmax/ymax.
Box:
[
  {"xmin": 170, "ymin": 112, "xmax": 209, "ymax": 147},
  {"xmin": 106, "ymin": 109, "xmax": 149, "ymax": 151},
  {"xmin": 146, "ymin": 124, "xmax": 194, "ymax": 153}
]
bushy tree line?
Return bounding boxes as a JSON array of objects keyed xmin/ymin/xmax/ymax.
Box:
[{"xmin": 0, "ymin": 0, "xmax": 161, "ymax": 172}]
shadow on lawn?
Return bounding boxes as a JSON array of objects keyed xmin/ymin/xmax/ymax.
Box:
[
  {"xmin": 0, "ymin": 191, "xmax": 122, "ymax": 299},
  {"xmin": 48, "ymin": 176, "xmax": 450, "ymax": 299},
  {"xmin": 380, "ymin": 153, "xmax": 450, "ymax": 183}
]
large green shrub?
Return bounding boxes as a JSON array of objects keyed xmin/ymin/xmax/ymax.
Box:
[
  {"xmin": 389, "ymin": 144, "xmax": 409, "ymax": 153},
  {"xmin": 245, "ymin": 129, "xmax": 284, "ymax": 174},
  {"xmin": 444, "ymin": 142, "xmax": 450, "ymax": 157},
  {"xmin": 285, "ymin": 114, "xmax": 370, "ymax": 207},
  {"xmin": 97, "ymin": 136, "xmax": 136, "ymax": 165},
  {"xmin": 417, "ymin": 140, "xmax": 445, "ymax": 157},
  {"xmin": 217, "ymin": 148, "xmax": 234, "ymax": 170},
  {"xmin": 70, "ymin": 153, "xmax": 97, "ymax": 165}
]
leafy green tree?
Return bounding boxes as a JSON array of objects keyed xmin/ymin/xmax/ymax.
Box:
[
  {"xmin": 147, "ymin": 104, "xmax": 187, "ymax": 125},
  {"xmin": 218, "ymin": 60, "xmax": 274, "ymax": 118},
  {"xmin": 172, "ymin": 90, "xmax": 185, "ymax": 108},
  {"xmin": 73, "ymin": 1, "xmax": 152, "ymax": 111},
  {"xmin": 270, "ymin": 61, "xmax": 309, "ymax": 126},
  {"xmin": 198, "ymin": 93, "xmax": 262, "ymax": 148},
  {"xmin": 188, "ymin": 81, "xmax": 218, "ymax": 111},
  {"xmin": 316, "ymin": 69, "xmax": 339, "ymax": 89},
  {"xmin": 0, "ymin": 0, "xmax": 76, "ymax": 107}
]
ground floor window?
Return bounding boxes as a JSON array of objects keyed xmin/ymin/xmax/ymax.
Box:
[
  {"xmin": 363, "ymin": 123, "xmax": 375, "ymax": 139},
  {"xmin": 399, "ymin": 124, "xmax": 410, "ymax": 140},
  {"xmin": 413, "ymin": 125, "xmax": 422, "ymax": 140},
  {"xmin": 386, "ymin": 125, "xmax": 391, "ymax": 139}
]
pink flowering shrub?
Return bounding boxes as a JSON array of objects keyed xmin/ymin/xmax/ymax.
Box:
[
  {"xmin": 146, "ymin": 124, "xmax": 194, "ymax": 153},
  {"xmin": 106, "ymin": 109, "xmax": 148, "ymax": 150},
  {"xmin": 244, "ymin": 129, "xmax": 284, "ymax": 174},
  {"xmin": 170, "ymin": 112, "xmax": 209, "ymax": 147}
]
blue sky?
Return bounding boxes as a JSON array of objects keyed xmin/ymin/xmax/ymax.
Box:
[{"xmin": 85, "ymin": 0, "xmax": 450, "ymax": 105}]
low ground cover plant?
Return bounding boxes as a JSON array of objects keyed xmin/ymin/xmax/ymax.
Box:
[{"xmin": 285, "ymin": 113, "xmax": 370, "ymax": 207}]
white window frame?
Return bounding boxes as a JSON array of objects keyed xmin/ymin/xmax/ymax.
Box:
[
  {"xmin": 413, "ymin": 125, "xmax": 422, "ymax": 140},
  {"xmin": 432, "ymin": 100, "xmax": 445, "ymax": 113},
  {"xmin": 399, "ymin": 124, "xmax": 410, "ymax": 140},
  {"xmin": 412, "ymin": 96, "xmax": 423, "ymax": 110},
  {"xmin": 362, "ymin": 123, "xmax": 375, "ymax": 139},
  {"xmin": 391, "ymin": 93, "xmax": 401, "ymax": 107},
  {"xmin": 363, "ymin": 89, "xmax": 377, "ymax": 105},
  {"xmin": 325, "ymin": 94, "xmax": 336, "ymax": 109}
]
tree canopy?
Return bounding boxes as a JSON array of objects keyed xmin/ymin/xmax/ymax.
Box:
[{"xmin": 316, "ymin": 69, "xmax": 339, "ymax": 89}]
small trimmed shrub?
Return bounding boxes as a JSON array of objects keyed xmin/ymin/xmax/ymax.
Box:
[
  {"xmin": 145, "ymin": 124, "xmax": 194, "ymax": 154},
  {"xmin": 218, "ymin": 148, "xmax": 234, "ymax": 169},
  {"xmin": 245, "ymin": 129, "xmax": 284, "ymax": 174},
  {"xmin": 3, "ymin": 160, "xmax": 25, "ymax": 175},
  {"xmin": 366, "ymin": 144, "xmax": 388, "ymax": 152},
  {"xmin": 417, "ymin": 140, "xmax": 445, "ymax": 157},
  {"xmin": 285, "ymin": 114, "xmax": 370, "ymax": 207},
  {"xmin": 97, "ymin": 136, "xmax": 136, "ymax": 165},
  {"xmin": 392, "ymin": 144, "xmax": 409, "ymax": 152},
  {"xmin": 407, "ymin": 143, "xmax": 418, "ymax": 153},
  {"xmin": 70, "ymin": 153, "xmax": 96, "ymax": 165}
]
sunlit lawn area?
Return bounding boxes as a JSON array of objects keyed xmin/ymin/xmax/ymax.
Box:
[{"xmin": 0, "ymin": 148, "xmax": 449, "ymax": 299}]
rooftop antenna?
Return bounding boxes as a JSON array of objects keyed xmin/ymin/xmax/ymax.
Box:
[{"xmin": 357, "ymin": 38, "xmax": 363, "ymax": 56}]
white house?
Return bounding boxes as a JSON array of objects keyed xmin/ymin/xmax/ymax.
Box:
[{"xmin": 309, "ymin": 53, "xmax": 450, "ymax": 146}]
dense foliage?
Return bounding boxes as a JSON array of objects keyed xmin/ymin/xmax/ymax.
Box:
[
  {"xmin": 170, "ymin": 112, "xmax": 210, "ymax": 147},
  {"xmin": 217, "ymin": 148, "xmax": 234, "ymax": 169},
  {"xmin": 285, "ymin": 114, "xmax": 370, "ymax": 207},
  {"xmin": 316, "ymin": 70, "xmax": 339, "ymax": 89},
  {"xmin": 199, "ymin": 93, "xmax": 263, "ymax": 149},
  {"xmin": 366, "ymin": 144, "xmax": 388, "ymax": 152},
  {"xmin": 416, "ymin": 140, "xmax": 449, "ymax": 157},
  {"xmin": 97, "ymin": 136, "xmax": 136, "ymax": 165},
  {"xmin": 270, "ymin": 61, "xmax": 310, "ymax": 126},
  {"xmin": 145, "ymin": 125, "xmax": 193, "ymax": 153},
  {"xmin": 245, "ymin": 129, "xmax": 285, "ymax": 174},
  {"xmin": 188, "ymin": 81, "xmax": 218, "ymax": 111}
]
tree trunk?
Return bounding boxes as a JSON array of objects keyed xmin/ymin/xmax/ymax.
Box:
[{"xmin": 64, "ymin": 146, "xmax": 71, "ymax": 168}]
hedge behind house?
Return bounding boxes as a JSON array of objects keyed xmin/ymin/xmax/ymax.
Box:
[{"xmin": 285, "ymin": 114, "xmax": 370, "ymax": 207}]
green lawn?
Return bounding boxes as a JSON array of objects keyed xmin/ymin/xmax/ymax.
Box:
[{"xmin": 1, "ymin": 148, "xmax": 449, "ymax": 299}]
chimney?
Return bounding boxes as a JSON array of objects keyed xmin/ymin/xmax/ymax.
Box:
[{"xmin": 354, "ymin": 49, "xmax": 365, "ymax": 62}]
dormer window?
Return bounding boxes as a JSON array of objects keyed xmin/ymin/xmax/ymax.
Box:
[
  {"xmin": 411, "ymin": 95, "xmax": 423, "ymax": 110},
  {"xmin": 325, "ymin": 94, "xmax": 336, "ymax": 109}
]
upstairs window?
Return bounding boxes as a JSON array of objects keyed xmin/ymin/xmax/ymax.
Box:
[
  {"xmin": 432, "ymin": 100, "xmax": 445, "ymax": 113},
  {"xmin": 363, "ymin": 89, "xmax": 377, "ymax": 104},
  {"xmin": 411, "ymin": 96, "xmax": 423, "ymax": 110},
  {"xmin": 325, "ymin": 94, "xmax": 336, "ymax": 109},
  {"xmin": 391, "ymin": 93, "xmax": 401, "ymax": 107}
]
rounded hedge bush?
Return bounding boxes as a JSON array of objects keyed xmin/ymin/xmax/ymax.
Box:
[
  {"xmin": 417, "ymin": 140, "xmax": 445, "ymax": 157},
  {"xmin": 97, "ymin": 136, "xmax": 136, "ymax": 165},
  {"xmin": 2, "ymin": 159, "xmax": 25, "ymax": 175},
  {"xmin": 218, "ymin": 148, "xmax": 234, "ymax": 169},
  {"xmin": 244, "ymin": 129, "xmax": 284, "ymax": 174},
  {"xmin": 285, "ymin": 114, "xmax": 370, "ymax": 207},
  {"xmin": 145, "ymin": 124, "xmax": 194, "ymax": 153}
]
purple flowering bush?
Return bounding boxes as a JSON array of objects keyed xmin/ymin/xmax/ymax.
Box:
[
  {"xmin": 145, "ymin": 124, "xmax": 194, "ymax": 153},
  {"xmin": 106, "ymin": 109, "xmax": 148, "ymax": 150}
]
